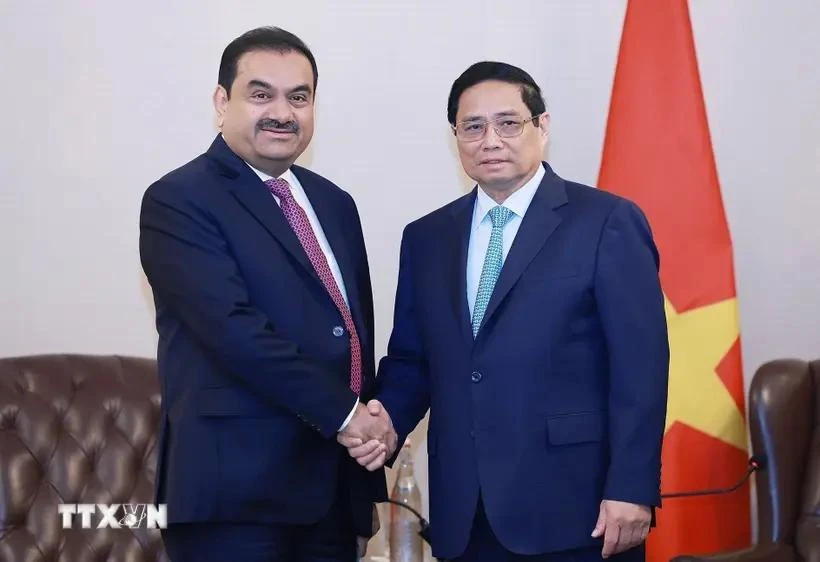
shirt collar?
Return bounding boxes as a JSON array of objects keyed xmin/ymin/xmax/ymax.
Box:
[{"xmin": 248, "ymin": 163, "xmax": 297, "ymax": 186}]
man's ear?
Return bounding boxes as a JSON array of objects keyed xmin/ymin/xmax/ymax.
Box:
[
  {"xmin": 537, "ymin": 112, "xmax": 551, "ymax": 139},
  {"xmin": 213, "ymin": 85, "xmax": 229, "ymax": 129}
]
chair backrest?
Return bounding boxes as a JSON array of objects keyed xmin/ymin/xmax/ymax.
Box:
[
  {"xmin": 795, "ymin": 361, "xmax": 819, "ymax": 562},
  {"xmin": 0, "ymin": 354, "xmax": 167, "ymax": 561},
  {"xmin": 749, "ymin": 358, "xmax": 819, "ymax": 561}
]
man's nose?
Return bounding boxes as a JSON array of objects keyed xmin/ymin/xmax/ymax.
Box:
[
  {"xmin": 264, "ymin": 97, "xmax": 295, "ymax": 123},
  {"xmin": 480, "ymin": 124, "xmax": 503, "ymax": 149}
]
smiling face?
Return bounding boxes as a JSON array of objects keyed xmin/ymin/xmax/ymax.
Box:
[
  {"xmin": 454, "ymin": 80, "xmax": 548, "ymax": 198},
  {"xmin": 214, "ymin": 49, "xmax": 315, "ymax": 176}
]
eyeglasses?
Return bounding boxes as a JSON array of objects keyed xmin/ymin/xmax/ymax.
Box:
[{"xmin": 453, "ymin": 113, "xmax": 543, "ymax": 142}]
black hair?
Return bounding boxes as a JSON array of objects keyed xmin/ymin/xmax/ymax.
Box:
[{"xmin": 447, "ymin": 61, "xmax": 546, "ymax": 124}]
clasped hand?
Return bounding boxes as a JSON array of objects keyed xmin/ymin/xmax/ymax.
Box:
[{"xmin": 337, "ymin": 400, "xmax": 397, "ymax": 471}]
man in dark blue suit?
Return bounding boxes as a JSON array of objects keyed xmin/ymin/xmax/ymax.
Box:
[
  {"xmin": 342, "ymin": 62, "xmax": 669, "ymax": 561},
  {"xmin": 139, "ymin": 27, "xmax": 391, "ymax": 561}
]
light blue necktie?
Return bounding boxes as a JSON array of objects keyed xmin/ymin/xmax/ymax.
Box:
[{"xmin": 472, "ymin": 205, "xmax": 514, "ymax": 337}]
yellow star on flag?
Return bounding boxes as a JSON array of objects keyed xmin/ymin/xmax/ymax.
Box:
[{"xmin": 663, "ymin": 295, "xmax": 746, "ymax": 451}]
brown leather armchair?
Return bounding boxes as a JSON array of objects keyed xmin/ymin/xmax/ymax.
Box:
[
  {"xmin": 0, "ymin": 354, "xmax": 168, "ymax": 561},
  {"xmin": 674, "ymin": 358, "xmax": 820, "ymax": 562}
]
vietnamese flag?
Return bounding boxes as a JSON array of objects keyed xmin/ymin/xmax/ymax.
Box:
[{"xmin": 597, "ymin": 1, "xmax": 751, "ymax": 561}]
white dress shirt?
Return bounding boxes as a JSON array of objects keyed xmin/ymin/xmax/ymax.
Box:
[
  {"xmin": 246, "ymin": 162, "xmax": 358, "ymax": 431},
  {"xmin": 466, "ymin": 163, "xmax": 546, "ymax": 317}
]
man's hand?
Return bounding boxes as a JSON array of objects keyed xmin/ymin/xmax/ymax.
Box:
[
  {"xmin": 337, "ymin": 400, "xmax": 397, "ymax": 470},
  {"xmin": 591, "ymin": 500, "xmax": 651, "ymax": 558}
]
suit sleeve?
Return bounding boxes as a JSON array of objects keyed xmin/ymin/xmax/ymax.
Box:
[
  {"xmin": 376, "ymin": 226, "xmax": 431, "ymax": 452},
  {"xmin": 593, "ymin": 199, "xmax": 670, "ymax": 508},
  {"xmin": 139, "ymin": 180, "xmax": 356, "ymax": 438}
]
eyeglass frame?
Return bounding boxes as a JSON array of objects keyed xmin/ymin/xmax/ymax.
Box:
[{"xmin": 451, "ymin": 112, "xmax": 546, "ymax": 142}]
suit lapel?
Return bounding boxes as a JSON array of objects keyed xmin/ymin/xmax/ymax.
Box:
[
  {"xmin": 446, "ymin": 190, "xmax": 477, "ymax": 348},
  {"xmin": 477, "ymin": 164, "xmax": 568, "ymax": 335},
  {"xmin": 292, "ymin": 166, "xmax": 368, "ymax": 343},
  {"xmin": 205, "ymin": 136, "xmax": 325, "ymax": 289}
]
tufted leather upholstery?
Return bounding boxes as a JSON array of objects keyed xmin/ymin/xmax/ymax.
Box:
[
  {"xmin": 673, "ymin": 358, "xmax": 820, "ymax": 562},
  {"xmin": 0, "ymin": 354, "xmax": 168, "ymax": 561}
]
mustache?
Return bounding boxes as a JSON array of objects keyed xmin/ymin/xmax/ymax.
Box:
[{"xmin": 257, "ymin": 119, "xmax": 299, "ymax": 133}]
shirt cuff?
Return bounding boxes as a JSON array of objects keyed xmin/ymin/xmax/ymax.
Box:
[{"xmin": 338, "ymin": 398, "xmax": 359, "ymax": 432}]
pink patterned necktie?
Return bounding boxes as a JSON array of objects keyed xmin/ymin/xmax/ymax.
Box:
[{"xmin": 266, "ymin": 177, "xmax": 362, "ymax": 395}]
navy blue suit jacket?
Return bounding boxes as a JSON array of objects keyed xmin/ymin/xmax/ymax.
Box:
[
  {"xmin": 139, "ymin": 135, "xmax": 386, "ymax": 535},
  {"xmin": 377, "ymin": 163, "xmax": 669, "ymax": 559}
]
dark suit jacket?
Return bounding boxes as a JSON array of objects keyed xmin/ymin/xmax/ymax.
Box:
[
  {"xmin": 377, "ymin": 163, "xmax": 669, "ymax": 559},
  {"xmin": 139, "ymin": 135, "xmax": 386, "ymax": 536}
]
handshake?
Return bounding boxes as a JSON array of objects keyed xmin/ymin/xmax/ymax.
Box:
[{"xmin": 337, "ymin": 400, "xmax": 398, "ymax": 471}]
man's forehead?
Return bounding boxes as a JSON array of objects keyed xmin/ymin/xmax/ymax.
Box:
[
  {"xmin": 459, "ymin": 84, "xmax": 527, "ymax": 116},
  {"xmin": 235, "ymin": 69, "xmax": 313, "ymax": 94},
  {"xmin": 237, "ymin": 76, "xmax": 312, "ymax": 93}
]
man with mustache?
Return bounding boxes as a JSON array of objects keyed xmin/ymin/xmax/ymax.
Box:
[
  {"xmin": 139, "ymin": 26, "xmax": 391, "ymax": 561},
  {"xmin": 343, "ymin": 61, "xmax": 669, "ymax": 561}
]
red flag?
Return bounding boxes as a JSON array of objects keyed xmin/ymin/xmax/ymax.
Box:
[{"xmin": 597, "ymin": 1, "xmax": 751, "ymax": 560}]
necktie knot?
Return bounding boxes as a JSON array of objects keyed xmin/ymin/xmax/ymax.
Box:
[
  {"xmin": 488, "ymin": 205, "xmax": 513, "ymax": 228},
  {"xmin": 265, "ymin": 177, "xmax": 293, "ymax": 201}
]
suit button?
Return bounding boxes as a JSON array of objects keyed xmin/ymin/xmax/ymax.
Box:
[
  {"xmin": 470, "ymin": 430, "xmax": 476, "ymax": 438},
  {"xmin": 332, "ymin": 326, "xmax": 345, "ymax": 337},
  {"xmin": 471, "ymin": 371, "xmax": 482, "ymax": 383}
]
